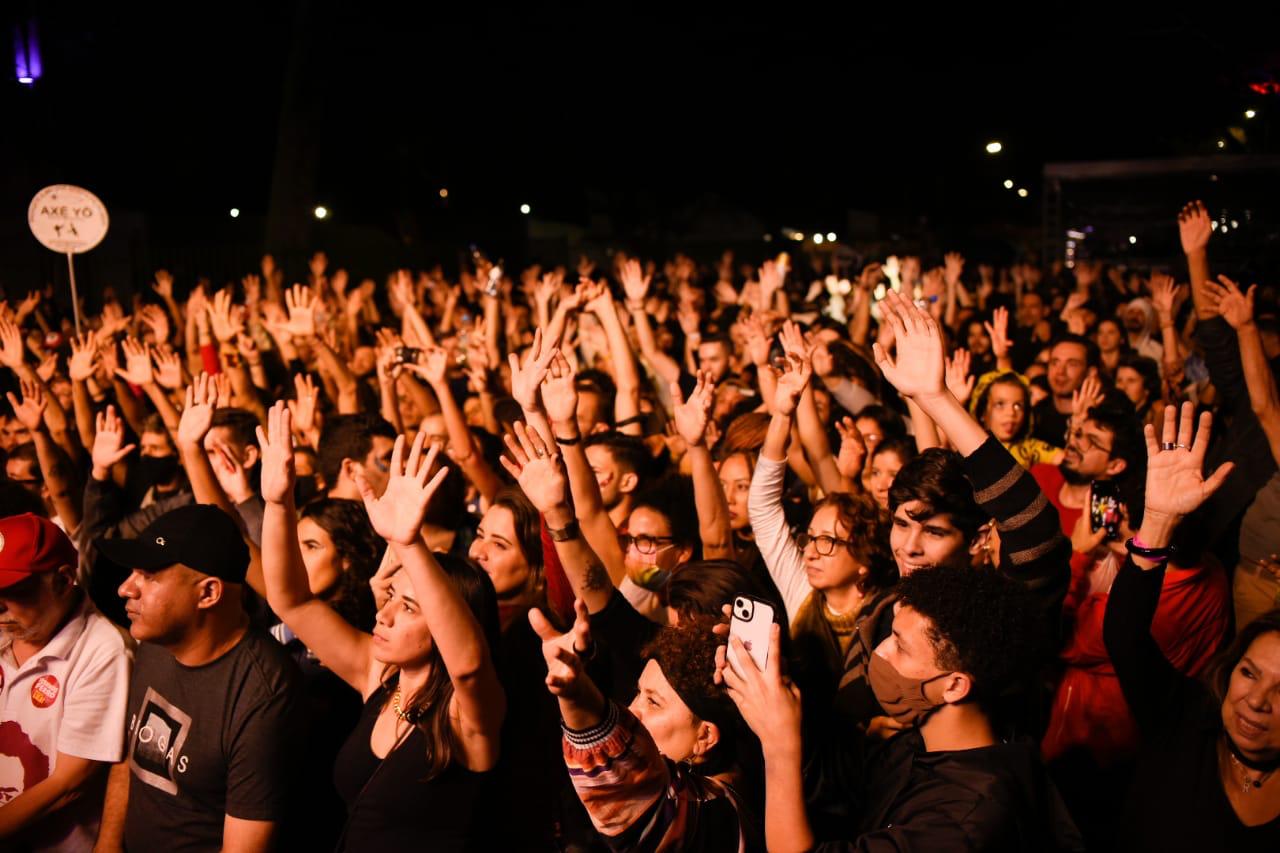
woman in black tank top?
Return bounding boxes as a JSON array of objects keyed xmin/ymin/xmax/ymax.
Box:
[{"xmin": 258, "ymin": 411, "xmax": 505, "ymax": 852}]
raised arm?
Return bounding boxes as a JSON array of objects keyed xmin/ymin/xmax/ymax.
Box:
[
  {"xmin": 408, "ymin": 347, "xmax": 503, "ymax": 503},
  {"xmin": 356, "ymin": 432, "xmax": 505, "ymax": 770},
  {"xmin": 583, "ymin": 281, "xmax": 643, "ymax": 436},
  {"xmin": 256, "ymin": 402, "xmax": 375, "ymax": 694},
  {"xmin": 782, "ymin": 322, "xmax": 849, "ymax": 494},
  {"xmin": 984, "ymin": 306, "xmax": 1014, "ymax": 374},
  {"xmin": 501, "ymin": 421, "xmax": 615, "ymax": 614},
  {"xmin": 621, "ymin": 259, "xmax": 682, "ymax": 386},
  {"xmin": 7, "ymin": 380, "xmax": 82, "ymax": 532},
  {"xmin": 1177, "ymin": 200, "xmax": 1216, "ymax": 320},
  {"xmin": 1213, "ymin": 276, "xmax": 1280, "ymax": 465},
  {"xmin": 671, "ymin": 372, "xmax": 735, "ymax": 559}
]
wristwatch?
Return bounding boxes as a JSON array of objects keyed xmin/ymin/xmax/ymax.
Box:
[{"xmin": 547, "ymin": 520, "xmax": 582, "ymax": 542}]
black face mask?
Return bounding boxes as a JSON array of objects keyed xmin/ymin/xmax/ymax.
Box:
[
  {"xmin": 294, "ymin": 475, "xmax": 321, "ymax": 507},
  {"xmin": 137, "ymin": 455, "xmax": 180, "ymax": 489}
]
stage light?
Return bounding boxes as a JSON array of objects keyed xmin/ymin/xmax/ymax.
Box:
[
  {"xmin": 1017, "ymin": 188, "xmax": 1028, "ymax": 198},
  {"xmin": 230, "ymin": 208, "xmax": 240, "ymax": 218},
  {"xmin": 314, "ymin": 206, "xmax": 328, "ymax": 219},
  {"xmin": 826, "ymin": 232, "xmax": 836, "ymax": 242},
  {"xmin": 18, "ymin": 76, "xmax": 33, "ymax": 84},
  {"xmin": 813, "ymin": 234, "xmax": 824, "ymax": 244},
  {"xmin": 986, "ymin": 141, "xmax": 1002, "ymax": 154},
  {"xmin": 520, "ymin": 203, "xmax": 531, "ymax": 215},
  {"xmin": 1217, "ymin": 139, "xmax": 1226, "ymax": 149},
  {"xmin": 1128, "ymin": 235, "xmax": 1137, "ymax": 244},
  {"xmin": 793, "ymin": 232, "xmax": 805, "ymax": 242},
  {"xmin": 1003, "ymin": 179, "xmax": 1014, "ymax": 189},
  {"xmin": 1245, "ymin": 109, "xmax": 1257, "ymax": 120},
  {"xmin": 439, "ymin": 188, "xmax": 449, "ymax": 198}
]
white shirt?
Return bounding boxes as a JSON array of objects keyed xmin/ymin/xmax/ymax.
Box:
[{"xmin": 0, "ymin": 595, "xmax": 133, "ymax": 852}]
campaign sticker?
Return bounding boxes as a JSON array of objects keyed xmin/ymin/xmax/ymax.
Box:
[{"xmin": 31, "ymin": 675, "xmax": 59, "ymax": 708}]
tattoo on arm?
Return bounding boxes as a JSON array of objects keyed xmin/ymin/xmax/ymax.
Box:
[{"xmin": 583, "ymin": 559, "xmax": 610, "ymax": 592}]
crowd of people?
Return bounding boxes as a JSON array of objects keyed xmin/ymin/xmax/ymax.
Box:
[{"xmin": 1, "ymin": 198, "xmax": 1278, "ymax": 851}]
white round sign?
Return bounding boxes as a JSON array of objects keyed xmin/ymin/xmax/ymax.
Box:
[{"xmin": 28, "ymin": 185, "xmax": 109, "ymax": 253}]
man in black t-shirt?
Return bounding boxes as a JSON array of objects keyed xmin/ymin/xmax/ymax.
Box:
[{"xmin": 93, "ymin": 504, "xmax": 300, "ymax": 853}]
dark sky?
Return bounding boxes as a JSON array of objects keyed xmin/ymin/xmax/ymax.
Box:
[{"xmin": 4, "ymin": 4, "xmax": 1280, "ymax": 256}]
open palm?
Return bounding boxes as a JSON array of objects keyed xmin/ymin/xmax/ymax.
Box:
[
  {"xmin": 256, "ymin": 402, "xmax": 296, "ymax": 504},
  {"xmin": 873, "ymin": 291, "xmax": 945, "ymax": 400},
  {"xmin": 1143, "ymin": 403, "xmax": 1233, "ymax": 521},
  {"xmin": 359, "ymin": 432, "xmax": 449, "ymax": 545}
]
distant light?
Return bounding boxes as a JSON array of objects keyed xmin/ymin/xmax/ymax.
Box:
[
  {"xmin": 1211, "ymin": 221, "xmax": 1219, "ymax": 231},
  {"xmin": 1003, "ymin": 179, "xmax": 1014, "ymax": 189},
  {"xmin": 1128, "ymin": 235, "xmax": 1137, "ymax": 245},
  {"xmin": 314, "ymin": 206, "xmax": 328, "ymax": 219},
  {"xmin": 1217, "ymin": 139, "xmax": 1226, "ymax": 149},
  {"xmin": 17, "ymin": 76, "xmax": 33, "ymax": 84},
  {"xmin": 1066, "ymin": 229, "xmax": 1086, "ymax": 240},
  {"xmin": 439, "ymin": 188, "xmax": 449, "ymax": 198},
  {"xmin": 1231, "ymin": 220, "xmax": 1239, "ymax": 229},
  {"xmin": 813, "ymin": 234, "xmax": 824, "ymax": 245},
  {"xmin": 229, "ymin": 208, "xmax": 240, "ymax": 219},
  {"xmin": 827, "ymin": 233, "xmax": 837, "ymax": 242},
  {"xmin": 1016, "ymin": 188, "xmax": 1029, "ymax": 198},
  {"xmin": 1245, "ymin": 109, "xmax": 1257, "ymax": 120},
  {"xmin": 1209, "ymin": 174, "xmax": 1219, "ymax": 182},
  {"xmin": 763, "ymin": 233, "xmax": 774, "ymax": 242},
  {"xmin": 519, "ymin": 203, "xmax": 531, "ymax": 215},
  {"xmin": 985, "ymin": 141, "xmax": 1003, "ymax": 154},
  {"xmin": 793, "ymin": 232, "xmax": 805, "ymax": 242}
]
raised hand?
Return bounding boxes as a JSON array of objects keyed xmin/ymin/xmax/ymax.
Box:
[
  {"xmin": 984, "ymin": 306, "xmax": 1011, "ymax": 361},
  {"xmin": 1177, "ymin": 200, "xmax": 1212, "ymax": 256},
  {"xmin": 541, "ymin": 352, "xmax": 579, "ymax": 428},
  {"xmin": 35, "ymin": 352, "xmax": 57, "ymax": 383},
  {"xmin": 151, "ymin": 269, "xmax": 175, "ymax": 299},
  {"xmin": 139, "ymin": 304, "xmax": 171, "ymax": 346},
  {"xmin": 255, "ymin": 402, "xmax": 296, "ymax": 504},
  {"xmin": 1148, "ymin": 273, "xmax": 1180, "ymax": 326},
  {"xmin": 773, "ymin": 353, "xmax": 813, "ymax": 416},
  {"xmin": 528, "ymin": 599, "xmax": 594, "ymax": 701},
  {"xmin": 0, "ymin": 317, "xmax": 26, "ymax": 369},
  {"xmin": 671, "ymin": 370, "xmax": 715, "ymax": 447},
  {"xmin": 872, "ymin": 291, "xmax": 946, "ymax": 401},
  {"xmin": 284, "ymin": 285, "xmax": 317, "ymax": 339},
  {"xmin": 758, "ymin": 260, "xmax": 784, "ymax": 311},
  {"xmin": 6, "ymin": 378, "xmax": 47, "ymax": 432},
  {"xmin": 778, "ymin": 320, "xmax": 813, "ymax": 362},
  {"xmin": 68, "ymin": 331, "xmax": 99, "ymax": 382},
  {"xmin": 944, "ymin": 252, "xmax": 965, "ymax": 287},
  {"xmin": 206, "ymin": 289, "xmax": 246, "ymax": 343},
  {"xmin": 99, "ymin": 302, "xmax": 131, "ymax": 338},
  {"xmin": 177, "ymin": 372, "xmax": 218, "ymax": 448},
  {"xmin": 619, "ymin": 258, "xmax": 651, "ymax": 306},
  {"xmin": 357, "ymin": 431, "xmax": 450, "ymax": 545},
  {"xmin": 1208, "ymin": 274, "xmax": 1256, "ymax": 329},
  {"xmin": 116, "ymin": 337, "xmax": 154, "ymax": 387},
  {"xmin": 717, "ymin": 624, "xmax": 801, "ymax": 757},
  {"xmin": 241, "ymin": 274, "xmax": 263, "ymax": 307},
  {"xmin": 91, "ymin": 405, "xmax": 136, "ymax": 477},
  {"xmin": 835, "ymin": 416, "xmax": 868, "ymax": 480},
  {"xmin": 288, "ymin": 373, "xmax": 320, "ymax": 437},
  {"xmin": 212, "ymin": 371, "xmax": 233, "ymax": 408},
  {"xmin": 1071, "ymin": 373, "xmax": 1106, "ymax": 428},
  {"xmin": 1142, "ymin": 402, "xmax": 1233, "ymax": 523},
  {"xmin": 742, "ymin": 313, "xmax": 772, "ymax": 367},
  {"xmin": 406, "ymin": 346, "xmax": 449, "ymax": 388},
  {"xmin": 508, "ymin": 327, "xmax": 558, "ymax": 411},
  {"xmin": 944, "ymin": 348, "xmax": 975, "ymax": 405},
  {"xmin": 534, "ymin": 270, "xmax": 563, "ymax": 311},
  {"xmin": 15, "ymin": 290, "xmax": 40, "ymax": 321},
  {"xmin": 499, "ymin": 420, "xmax": 570, "ymax": 514}
]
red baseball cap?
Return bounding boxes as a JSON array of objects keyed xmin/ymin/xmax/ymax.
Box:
[{"xmin": 0, "ymin": 513, "xmax": 78, "ymax": 589}]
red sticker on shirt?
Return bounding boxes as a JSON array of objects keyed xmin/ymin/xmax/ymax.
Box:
[{"xmin": 31, "ymin": 675, "xmax": 59, "ymax": 708}]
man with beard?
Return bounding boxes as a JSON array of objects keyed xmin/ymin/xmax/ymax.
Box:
[{"xmin": 1030, "ymin": 398, "xmax": 1145, "ymax": 541}]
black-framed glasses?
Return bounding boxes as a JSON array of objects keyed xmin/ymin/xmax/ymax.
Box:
[
  {"xmin": 620, "ymin": 533, "xmax": 676, "ymax": 555},
  {"xmin": 797, "ymin": 532, "xmax": 854, "ymax": 557},
  {"xmin": 1067, "ymin": 427, "xmax": 1112, "ymax": 454}
]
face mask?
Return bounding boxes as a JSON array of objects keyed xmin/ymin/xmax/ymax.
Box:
[
  {"xmin": 633, "ymin": 564, "xmax": 671, "ymax": 592},
  {"xmin": 137, "ymin": 455, "xmax": 179, "ymax": 489},
  {"xmin": 868, "ymin": 651, "xmax": 952, "ymax": 727}
]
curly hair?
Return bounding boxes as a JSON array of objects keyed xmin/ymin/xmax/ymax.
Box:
[
  {"xmin": 811, "ymin": 491, "xmax": 896, "ymax": 594},
  {"xmin": 896, "ymin": 566, "xmax": 1042, "ymax": 703}
]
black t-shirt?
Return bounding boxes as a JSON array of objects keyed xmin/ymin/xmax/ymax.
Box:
[{"xmin": 122, "ymin": 629, "xmax": 301, "ymax": 853}]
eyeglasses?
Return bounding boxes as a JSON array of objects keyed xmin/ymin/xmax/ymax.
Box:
[
  {"xmin": 797, "ymin": 532, "xmax": 854, "ymax": 557},
  {"xmin": 620, "ymin": 534, "xmax": 676, "ymax": 555},
  {"xmin": 1067, "ymin": 427, "xmax": 1112, "ymax": 454}
]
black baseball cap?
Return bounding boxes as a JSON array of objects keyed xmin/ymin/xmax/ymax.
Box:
[{"xmin": 95, "ymin": 504, "xmax": 250, "ymax": 583}]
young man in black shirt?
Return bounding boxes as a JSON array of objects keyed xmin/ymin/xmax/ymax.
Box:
[{"xmin": 94, "ymin": 504, "xmax": 300, "ymax": 853}]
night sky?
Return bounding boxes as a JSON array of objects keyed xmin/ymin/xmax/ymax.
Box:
[{"xmin": 3, "ymin": 4, "xmax": 1280, "ymax": 289}]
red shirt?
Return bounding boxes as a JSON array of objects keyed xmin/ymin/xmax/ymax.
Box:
[{"xmin": 1030, "ymin": 463, "xmax": 1082, "ymax": 537}]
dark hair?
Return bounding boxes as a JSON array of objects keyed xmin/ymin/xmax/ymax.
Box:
[
  {"xmin": 667, "ymin": 559, "xmax": 785, "ymax": 628},
  {"xmin": 897, "ymin": 566, "xmax": 1042, "ymax": 703},
  {"xmin": 854, "ymin": 405, "xmax": 906, "ymax": 442},
  {"xmin": 317, "ymin": 414, "xmax": 397, "ymax": 489},
  {"xmin": 1205, "ymin": 609, "xmax": 1280, "ymax": 709},
  {"xmin": 585, "ymin": 432, "xmax": 651, "ymax": 481},
  {"xmin": 140, "ymin": 413, "xmax": 173, "ymax": 448},
  {"xmin": 299, "ymin": 498, "xmax": 381, "ymax": 631},
  {"xmin": 210, "ymin": 408, "xmax": 261, "ymax": 450},
  {"xmin": 487, "ymin": 487, "xmax": 545, "ymax": 602},
  {"xmin": 973, "ymin": 373, "xmax": 1032, "ymax": 444},
  {"xmin": 889, "ymin": 449, "xmax": 987, "ymax": 542},
  {"xmin": 1084, "ymin": 398, "xmax": 1147, "ymax": 520},
  {"xmin": 630, "ymin": 475, "xmax": 698, "ymax": 552},
  {"xmin": 383, "ymin": 554, "xmax": 499, "ymax": 782},
  {"xmin": 1049, "ymin": 333, "xmax": 1101, "ymax": 370},
  {"xmin": 7, "ymin": 442, "xmax": 40, "ymax": 476},
  {"xmin": 697, "ymin": 331, "xmax": 733, "ymax": 352},
  {"xmin": 871, "ymin": 437, "xmax": 917, "ymax": 471},
  {"xmin": 575, "ymin": 369, "xmax": 617, "ymax": 426},
  {"xmin": 0, "ymin": 480, "xmax": 48, "ymax": 517},
  {"xmin": 1116, "ymin": 353, "xmax": 1162, "ymax": 414},
  {"xmin": 810, "ymin": 492, "xmax": 895, "ymax": 594}
]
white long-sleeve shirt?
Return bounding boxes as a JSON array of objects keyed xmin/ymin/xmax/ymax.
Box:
[{"xmin": 748, "ymin": 455, "xmax": 812, "ymax": 622}]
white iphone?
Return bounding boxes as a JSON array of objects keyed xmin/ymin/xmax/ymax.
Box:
[{"xmin": 728, "ymin": 595, "xmax": 775, "ymax": 678}]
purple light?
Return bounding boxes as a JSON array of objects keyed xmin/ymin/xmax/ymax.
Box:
[{"xmin": 14, "ymin": 19, "xmax": 42, "ymax": 85}]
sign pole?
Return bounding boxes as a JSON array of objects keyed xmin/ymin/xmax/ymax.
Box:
[{"xmin": 65, "ymin": 251, "xmax": 82, "ymax": 335}]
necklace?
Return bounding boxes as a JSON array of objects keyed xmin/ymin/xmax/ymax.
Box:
[
  {"xmin": 1228, "ymin": 750, "xmax": 1276, "ymax": 794},
  {"xmin": 392, "ymin": 684, "xmax": 416, "ymax": 724}
]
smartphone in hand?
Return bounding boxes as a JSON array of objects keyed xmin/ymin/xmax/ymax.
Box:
[
  {"xmin": 1090, "ymin": 480, "xmax": 1122, "ymax": 541},
  {"xmin": 728, "ymin": 595, "xmax": 775, "ymax": 678}
]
